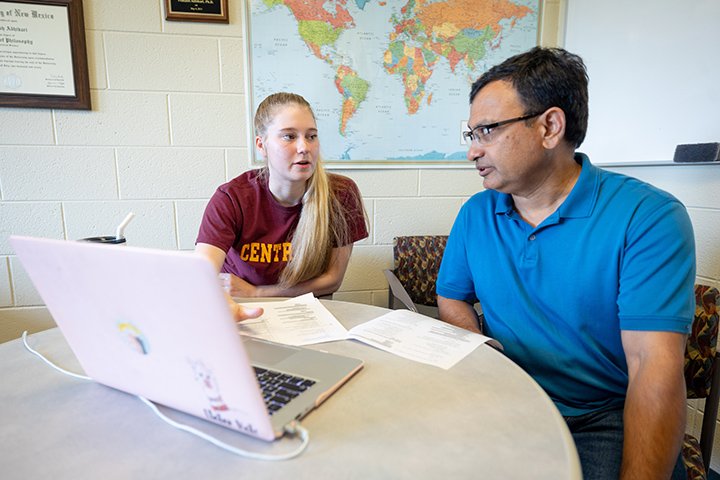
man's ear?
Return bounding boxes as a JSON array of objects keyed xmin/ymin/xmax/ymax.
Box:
[{"xmin": 540, "ymin": 107, "xmax": 566, "ymax": 149}]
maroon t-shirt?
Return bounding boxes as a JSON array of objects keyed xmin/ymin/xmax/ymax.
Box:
[{"xmin": 197, "ymin": 169, "xmax": 368, "ymax": 286}]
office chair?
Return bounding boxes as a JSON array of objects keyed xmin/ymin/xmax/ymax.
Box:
[
  {"xmin": 683, "ymin": 284, "xmax": 720, "ymax": 479},
  {"xmin": 382, "ymin": 235, "xmax": 448, "ymax": 318}
]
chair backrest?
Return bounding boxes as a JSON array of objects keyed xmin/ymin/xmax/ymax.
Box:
[
  {"xmin": 684, "ymin": 284, "xmax": 720, "ymax": 470},
  {"xmin": 391, "ymin": 235, "xmax": 448, "ymax": 307},
  {"xmin": 685, "ymin": 284, "xmax": 720, "ymax": 397}
]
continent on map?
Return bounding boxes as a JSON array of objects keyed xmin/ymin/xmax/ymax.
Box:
[
  {"xmin": 335, "ymin": 66, "xmax": 370, "ymax": 134},
  {"xmin": 265, "ymin": 0, "xmax": 372, "ymax": 134},
  {"xmin": 384, "ymin": 0, "xmax": 533, "ymax": 115}
]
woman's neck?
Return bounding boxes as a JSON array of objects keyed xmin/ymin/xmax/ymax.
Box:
[{"xmin": 268, "ymin": 175, "xmax": 306, "ymax": 207}]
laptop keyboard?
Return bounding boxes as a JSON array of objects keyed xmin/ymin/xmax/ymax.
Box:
[{"xmin": 253, "ymin": 367, "xmax": 316, "ymax": 415}]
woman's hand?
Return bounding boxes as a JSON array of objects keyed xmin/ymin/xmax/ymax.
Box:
[
  {"xmin": 194, "ymin": 245, "xmax": 263, "ymax": 321},
  {"xmin": 227, "ymin": 274, "xmax": 259, "ymax": 298},
  {"xmin": 226, "ymin": 294, "xmax": 264, "ymax": 322},
  {"xmin": 223, "ymin": 275, "xmax": 264, "ymax": 321}
]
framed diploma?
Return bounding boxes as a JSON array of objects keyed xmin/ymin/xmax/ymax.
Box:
[
  {"xmin": 165, "ymin": 0, "xmax": 229, "ymax": 23},
  {"xmin": 0, "ymin": 0, "xmax": 90, "ymax": 109}
]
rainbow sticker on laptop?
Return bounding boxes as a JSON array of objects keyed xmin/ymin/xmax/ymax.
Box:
[{"xmin": 118, "ymin": 322, "xmax": 150, "ymax": 355}]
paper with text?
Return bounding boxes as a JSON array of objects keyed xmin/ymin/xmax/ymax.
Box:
[
  {"xmin": 236, "ymin": 293, "xmax": 349, "ymax": 346},
  {"xmin": 348, "ymin": 310, "xmax": 496, "ymax": 369}
]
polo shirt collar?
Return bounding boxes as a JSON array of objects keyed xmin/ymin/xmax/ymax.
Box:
[
  {"xmin": 495, "ymin": 152, "xmax": 599, "ymax": 219},
  {"xmin": 556, "ymin": 152, "xmax": 597, "ymax": 219}
]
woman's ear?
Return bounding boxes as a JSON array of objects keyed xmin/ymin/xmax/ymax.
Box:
[
  {"xmin": 540, "ymin": 107, "xmax": 566, "ymax": 149},
  {"xmin": 255, "ymin": 135, "xmax": 267, "ymax": 158}
]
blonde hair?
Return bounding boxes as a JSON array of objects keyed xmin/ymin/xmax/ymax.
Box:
[{"xmin": 254, "ymin": 93, "xmax": 357, "ymax": 287}]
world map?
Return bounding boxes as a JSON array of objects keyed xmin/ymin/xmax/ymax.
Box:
[{"xmin": 248, "ymin": 0, "xmax": 539, "ymax": 165}]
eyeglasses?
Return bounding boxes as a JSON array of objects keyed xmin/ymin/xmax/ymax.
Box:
[{"xmin": 463, "ymin": 111, "xmax": 544, "ymax": 145}]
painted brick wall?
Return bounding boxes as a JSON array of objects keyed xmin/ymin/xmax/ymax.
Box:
[{"xmin": 0, "ymin": 0, "xmax": 488, "ymax": 314}]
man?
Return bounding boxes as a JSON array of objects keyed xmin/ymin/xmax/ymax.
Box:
[{"xmin": 436, "ymin": 47, "xmax": 695, "ymax": 480}]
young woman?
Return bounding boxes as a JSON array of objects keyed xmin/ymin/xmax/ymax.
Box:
[{"xmin": 195, "ymin": 92, "xmax": 368, "ymax": 319}]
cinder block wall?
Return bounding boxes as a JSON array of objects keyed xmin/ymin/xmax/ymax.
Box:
[
  {"xmin": 0, "ymin": 0, "xmax": 490, "ymax": 316},
  {"xmin": 1, "ymin": 0, "xmax": 720, "ymax": 469}
]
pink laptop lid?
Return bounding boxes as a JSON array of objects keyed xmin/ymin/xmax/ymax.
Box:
[{"xmin": 11, "ymin": 236, "xmax": 276, "ymax": 440}]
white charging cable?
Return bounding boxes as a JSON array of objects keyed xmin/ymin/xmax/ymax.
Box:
[{"xmin": 21, "ymin": 331, "xmax": 310, "ymax": 460}]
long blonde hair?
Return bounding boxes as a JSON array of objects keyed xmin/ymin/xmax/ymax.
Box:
[{"xmin": 254, "ymin": 92, "xmax": 355, "ymax": 287}]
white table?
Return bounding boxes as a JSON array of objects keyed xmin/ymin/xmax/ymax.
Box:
[{"xmin": 0, "ymin": 300, "xmax": 581, "ymax": 479}]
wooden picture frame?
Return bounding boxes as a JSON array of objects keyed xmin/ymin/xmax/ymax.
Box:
[
  {"xmin": 0, "ymin": 0, "xmax": 91, "ymax": 110},
  {"xmin": 165, "ymin": 0, "xmax": 229, "ymax": 23}
]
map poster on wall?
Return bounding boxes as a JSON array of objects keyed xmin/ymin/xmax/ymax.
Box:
[{"xmin": 246, "ymin": 0, "xmax": 540, "ymax": 168}]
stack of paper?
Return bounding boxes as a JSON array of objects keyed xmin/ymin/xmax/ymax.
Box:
[
  {"xmin": 237, "ymin": 294, "xmax": 499, "ymax": 370},
  {"xmin": 237, "ymin": 293, "xmax": 348, "ymax": 346}
]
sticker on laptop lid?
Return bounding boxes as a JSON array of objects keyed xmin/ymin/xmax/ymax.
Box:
[{"xmin": 117, "ymin": 322, "xmax": 150, "ymax": 355}]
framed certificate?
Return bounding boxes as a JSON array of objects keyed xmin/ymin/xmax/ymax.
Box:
[
  {"xmin": 164, "ymin": 0, "xmax": 229, "ymax": 23},
  {"xmin": 0, "ymin": 0, "xmax": 90, "ymax": 109}
]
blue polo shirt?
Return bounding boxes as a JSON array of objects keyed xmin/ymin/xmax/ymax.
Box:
[{"xmin": 437, "ymin": 153, "xmax": 695, "ymax": 416}]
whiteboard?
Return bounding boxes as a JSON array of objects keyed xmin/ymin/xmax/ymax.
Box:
[{"xmin": 563, "ymin": 0, "xmax": 719, "ymax": 164}]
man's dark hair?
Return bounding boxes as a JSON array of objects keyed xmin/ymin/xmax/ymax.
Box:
[{"xmin": 469, "ymin": 47, "xmax": 589, "ymax": 148}]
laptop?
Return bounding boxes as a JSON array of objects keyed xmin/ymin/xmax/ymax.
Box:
[{"xmin": 10, "ymin": 235, "xmax": 363, "ymax": 442}]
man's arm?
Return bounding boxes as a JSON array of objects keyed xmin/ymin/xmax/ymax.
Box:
[
  {"xmin": 620, "ymin": 329, "xmax": 687, "ymax": 479},
  {"xmin": 438, "ymin": 295, "xmax": 481, "ymax": 334}
]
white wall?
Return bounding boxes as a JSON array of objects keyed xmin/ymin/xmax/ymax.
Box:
[
  {"xmin": 564, "ymin": 0, "xmax": 720, "ymax": 164},
  {"xmin": 1, "ymin": 0, "xmax": 720, "ymax": 470}
]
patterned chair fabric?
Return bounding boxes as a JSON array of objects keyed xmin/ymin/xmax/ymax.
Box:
[
  {"xmin": 683, "ymin": 284, "xmax": 720, "ymax": 480},
  {"xmin": 391, "ymin": 235, "xmax": 448, "ymax": 307},
  {"xmin": 685, "ymin": 285, "xmax": 720, "ymax": 398},
  {"xmin": 684, "ymin": 434, "xmax": 706, "ymax": 480}
]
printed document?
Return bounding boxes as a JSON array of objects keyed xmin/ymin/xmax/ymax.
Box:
[
  {"xmin": 237, "ymin": 293, "xmax": 349, "ymax": 346},
  {"xmin": 348, "ymin": 309, "xmax": 500, "ymax": 370},
  {"xmin": 236, "ymin": 295, "xmax": 499, "ymax": 369}
]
